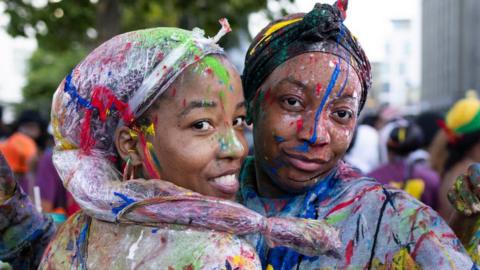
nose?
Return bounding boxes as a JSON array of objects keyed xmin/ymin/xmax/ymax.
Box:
[
  {"xmin": 297, "ymin": 113, "xmax": 330, "ymax": 146},
  {"xmin": 216, "ymin": 128, "xmax": 246, "ymax": 160}
]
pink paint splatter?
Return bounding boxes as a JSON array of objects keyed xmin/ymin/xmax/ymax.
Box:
[
  {"xmin": 316, "ymin": 83, "xmax": 322, "ymax": 96},
  {"xmin": 296, "ymin": 118, "xmax": 303, "ymax": 133}
]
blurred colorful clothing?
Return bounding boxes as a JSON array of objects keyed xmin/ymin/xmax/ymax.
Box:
[
  {"xmin": 0, "ymin": 186, "xmax": 55, "ymax": 269},
  {"xmin": 238, "ymin": 157, "xmax": 475, "ymax": 269},
  {"xmin": 368, "ymin": 160, "xmax": 440, "ymax": 210}
]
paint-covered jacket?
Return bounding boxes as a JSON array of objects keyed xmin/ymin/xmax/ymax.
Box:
[
  {"xmin": 238, "ymin": 157, "xmax": 475, "ymax": 269},
  {"xmin": 39, "ymin": 211, "xmax": 261, "ymax": 269},
  {"xmin": 0, "ymin": 187, "xmax": 55, "ymax": 269}
]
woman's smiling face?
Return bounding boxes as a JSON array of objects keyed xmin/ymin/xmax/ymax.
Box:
[
  {"xmin": 252, "ymin": 52, "xmax": 362, "ymax": 196},
  {"xmin": 118, "ymin": 55, "xmax": 248, "ymax": 200}
]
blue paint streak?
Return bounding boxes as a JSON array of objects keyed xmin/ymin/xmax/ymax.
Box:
[
  {"xmin": 337, "ymin": 55, "xmax": 350, "ymax": 97},
  {"xmin": 73, "ymin": 221, "xmax": 90, "ymax": 268},
  {"xmin": 308, "ymin": 64, "xmax": 341, "ymax": 144},
  {"xmin": 294, "ymin": 141, "xmax": 310, "ymax": 153},
  {"xmin": 64, "ymin": 71, "xmax": 94, "ymax": 110},
  {"xmin": 111, "ymin": 192, "xmax": 137, "ymax": 215},
  {"xmin": 273, "ymin": 135, "xmax": 285, "ymax": 143}
]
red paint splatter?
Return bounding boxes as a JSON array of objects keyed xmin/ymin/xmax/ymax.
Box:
[
  {"xmin": 325, "ymin": 186, "xmax": 381, "ymax": 217},
  {"xmin": 156, "ymin": 52, "xmax": 164, "ymax": 61},
  {"xmin": 411, "ymin": 231, "xmax": 436, "ymax": 259},
  {"xmin": 296, "ymin": 118, "xmax": 303, "ymax": 133},
  {"xmin": 345, "ymin": 239, "xmax": 354, "ymax": 266},
  {"xmin": 289, "ymin": 121, "xmax": 294, "ymax": 126},
  {"xmin": 194, "ymin": 55, "xmax": 201, "ymax": 61},
  {"xmin": 171, "ymin": 87, "xmax": 177, "ymax": 97},
  {"xmin": 309, "ymin": 127, "xmax": 313, "ymax": 136},
  {"xmin": 80, "ymin": 86, "xmax": 134, "ymax": 154},
  {"xmin": 205, "ymin": 67, "xmax": 213, "ymax": 75},
  {"xmin": 182, "ymin": 98, "xmax": 186, "ymax": 107},
  {"xmin": 441, "ymin": 233, "xmax": 457, "ymax": 239},
  {"xmin": 263, "ymin": 88, "xmax": 271, "ymax": 105},
  {"xmin": 316, "ymin": 83, "xmax": 322, "ymax": 96},
  {"xmin": 183, "ymin": 264, "xmax": 194, "ymax": 270}
]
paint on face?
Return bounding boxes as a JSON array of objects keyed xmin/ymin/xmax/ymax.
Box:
[
  {"xmin": 252, "ymin": 52, "xmax": 361, "ymax": 197},
  {"xmin": 139, "ymin": 56, "xmax": 247, "ymax": 200},
  {"xmin": 217, "ymin": 127, "xmax": 245, "ymax": 155},
  {"xmin": 199, "ymin": 55, "xmax": 231, "ymax": 87},
  {"xmin": 308, "ymin": 62, "xmax": 341, "ymax": 145}
]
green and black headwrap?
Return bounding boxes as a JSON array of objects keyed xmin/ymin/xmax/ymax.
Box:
[{"xmin": 242, "ymin": 1, "xmax": 371, "ymax": 115}]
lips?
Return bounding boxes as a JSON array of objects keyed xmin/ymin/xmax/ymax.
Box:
[
  {"xmin": 283, "ymin": 150, "xmax": 327, "ymax": 172},
  {"xmin": 208, "ymin": 170, "xmax": 240, "ymax": 195}
]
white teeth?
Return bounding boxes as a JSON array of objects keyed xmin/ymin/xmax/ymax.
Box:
[{"xmin": 212, "ymin": 174, "xmax": 236, "ymax": 186}]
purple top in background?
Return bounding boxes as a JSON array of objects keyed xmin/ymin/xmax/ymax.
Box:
[
  {"xmin": 368, "ymin": 160, "xmax": 440, "ymax": 210},
  {"xmin": 36, "ymin": 149, "xmax": 67, "ymax": 210}
]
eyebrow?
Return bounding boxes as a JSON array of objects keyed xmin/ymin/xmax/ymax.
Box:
[
  {"xmin": 331, "ymin": 96, "xmax": 358, "ymax": 103},
  {"xmin": 276, "ymin": 76, "xmax": 307, "ymax": 90},
  {"xmin": 178, "ymin": 100, "xmax": 217, "ymax": 117},
  {"xmin": 235, "ymin": 101, "xmax": 246, "ymax": 110}
]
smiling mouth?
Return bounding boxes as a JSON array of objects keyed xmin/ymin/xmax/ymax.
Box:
[{"xmin": 208, "ymin": 171, "xmax": 240, "ymax": 195}]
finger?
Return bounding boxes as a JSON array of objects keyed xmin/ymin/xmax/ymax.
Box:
[
  {"xmin": 467, "ymin": 163, "xmax": 480, "ymax": 196},
  {"xmin": 456, "ymin": 174, "xmax": 480, "ymax": 214},
  {"xmin": 448, "ymin": 188, "xmax": 473, "ymax": 216}
]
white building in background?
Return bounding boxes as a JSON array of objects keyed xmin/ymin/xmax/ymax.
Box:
[{"xmin": 378, "ymin": 13, "xmax": 421, "ymax": 113}]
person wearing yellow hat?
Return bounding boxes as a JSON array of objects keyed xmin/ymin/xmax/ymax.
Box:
[{"xmin": 437, "ymin": 91, "xmax": 480, "ymax": 221}]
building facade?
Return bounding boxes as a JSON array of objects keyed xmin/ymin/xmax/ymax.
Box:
[{"xmin": 422, "ymin": 0, "xmax": 480, "ymax": 111}]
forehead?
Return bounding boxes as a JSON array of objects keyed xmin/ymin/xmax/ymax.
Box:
[
  {"xmin": 165, "ymin": 56, "xmax": 243, "ymax": 102},
  {"xmin": 263, "ymin": 52, "xmax": 361, "ymax": 96}
]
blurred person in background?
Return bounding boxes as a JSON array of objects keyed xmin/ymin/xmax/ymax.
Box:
[
  {"xmin": 368, "ymin": 119, "xmax": 440, "ymax": 209},
  {"xmin": 344, "ymin": 122, "xmax": 380, "ymax": 173},
  {"xmin": 436, "ymin": 92, "xmax": 480, "ymax": 221},
  {"xmin": 35, "ymin": 124, "xmax": 79, "ymax": 219},
  {"xmin": 0, "ymin": 106, "xmax": 10, "ymax": 141},
  {"xmin": 0, "ymin": 110, "xmax": 45, "ymax": 196}
]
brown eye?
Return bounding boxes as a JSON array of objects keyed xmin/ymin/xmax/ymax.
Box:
[
  {"xmin": 192, "ymin": 120, "xmax": 214, "ymax": 131},
  {"xmin": 233, "ymin": 116, "xmax": 246, "ymax": 128},
  {"xmin": 332, "ymin": 109, "xmax": 353, "ymax": 123},
  {"xmin": 281, "ymin": 96, "xmax": 304, "ymax": 112}
]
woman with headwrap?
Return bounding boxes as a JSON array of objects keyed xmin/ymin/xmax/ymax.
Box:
[
  {"xmin": 239, "ymin": 1, "xmax": 474, "ymax": 269},
  {"xmin": 0, "ymin": 21, "xmax": 340, "ymax": 269}
]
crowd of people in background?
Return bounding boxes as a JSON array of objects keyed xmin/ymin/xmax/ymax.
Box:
[
  {"xmin": 0, "ymin": 107, "xmax": 79, "ymax": 222},
  {"xmin": 345, "ymin": 90, "xmax": 480, "ymax": 234}
]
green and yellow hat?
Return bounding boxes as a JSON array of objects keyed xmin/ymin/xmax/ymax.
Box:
[{"xmin": 446, "ymin": 90, "xmax": 480, "ymax": 136}]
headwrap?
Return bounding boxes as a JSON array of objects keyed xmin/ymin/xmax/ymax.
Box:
[
  {"xmin": 242, "ymin": 1, "xmax": 371, "ymax": 115},
  {"xmin": 50, "ymin": 21, "xmax": 340, "ymax": 256}
]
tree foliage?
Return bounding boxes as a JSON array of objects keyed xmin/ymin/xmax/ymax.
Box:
[{"xmin": 3, "ymin": 0, "xmax": 267, "ymax": 115}]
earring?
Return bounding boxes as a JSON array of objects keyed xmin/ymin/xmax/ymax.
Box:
[{"xmin": 122, "ymin": 156, "xmax": 135, "ymax": 181}]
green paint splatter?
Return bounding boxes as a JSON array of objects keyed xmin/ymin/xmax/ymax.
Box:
[
  {"xmin": 202, "ymin": 56, "xmax": 230, "ymax": 87},
  {"xmin": 219, "ymin": 90, "xmax": 227, "ymax": 109}
]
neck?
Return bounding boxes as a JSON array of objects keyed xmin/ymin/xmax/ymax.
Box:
[{"xmin": 254, "ymin": 164, "xmax": 288, "ymax": 198}]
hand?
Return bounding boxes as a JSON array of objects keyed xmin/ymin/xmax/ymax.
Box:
[
  {"xmin": 448, "ymin": 163, "xmax": 480, "ymax": 216},
  {"xmin": 0, "ymin": 153, "xmax": 16, "ymax": 203}
]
